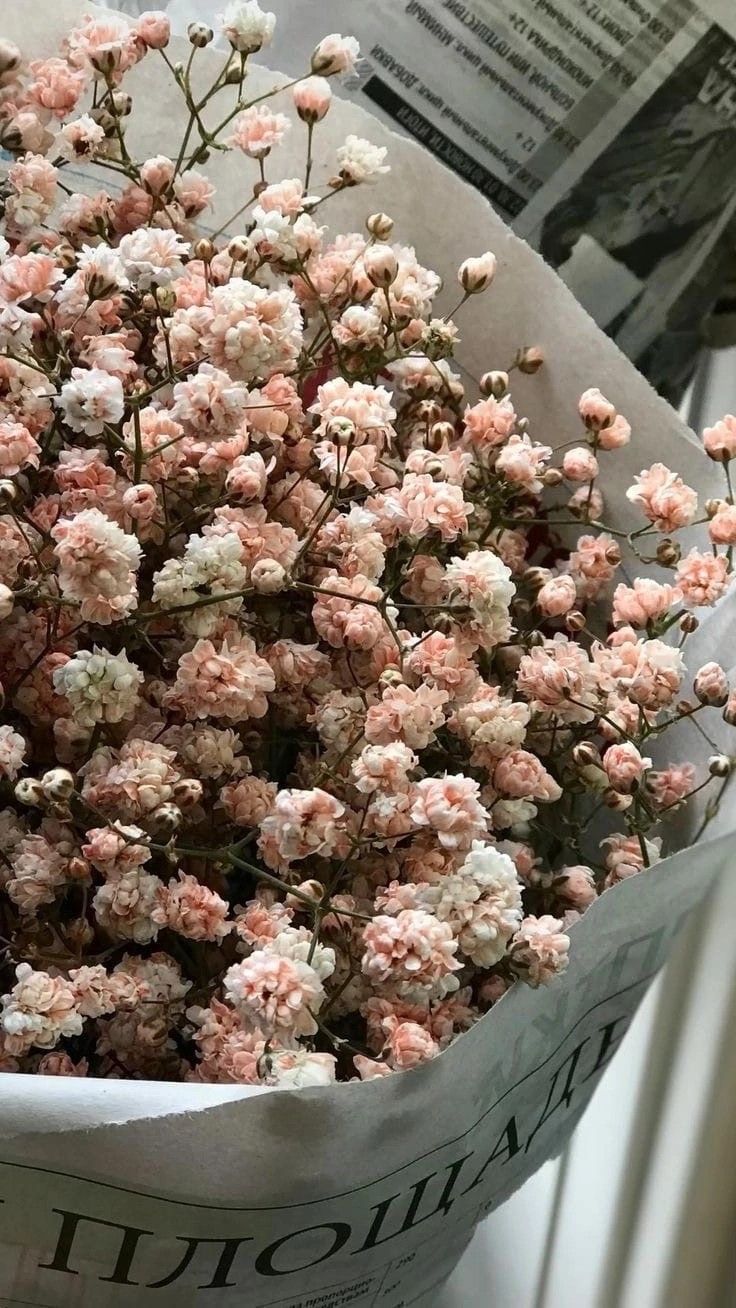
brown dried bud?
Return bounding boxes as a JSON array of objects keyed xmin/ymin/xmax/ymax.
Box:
[
  {"xmin": 366, "ymin": 212, "xmax": 394, "ymax": 240},
  {"xmin": 151, "ymin": 802, "xmax": 182, "ymax": 834},
  {"xmin": 480, "ymin": 370, "xmax": 509, "ymax": 399},
  {"xmin": 0, "ymin": 40, "xmax": 22, "ymax": 76},
  {"xmin": 523, "ymin": 567, "xmax": 550, "ymax": 591},
  {"xmin": 286, "ymin": 880, "xmax": 323, "ymax": 909},
  {"xmin": 363, "ymin": 243, "xmax": 398, "ymax": 288},
  {"xmin": 516, "ymin": 346, "xmax": 544, "ymax": 374},
  {"xmin": 0, "ymin": 479, "xmax": 19, "ymax": 504},
  {"xmin": 565, "ymin": 610, "xmax": 587, "ymax": 632},
  {"xmin": 543, "ymin": 468, "xmax": 563, "ymax": 487},
  {"xmin": 64, "ymin": 918, "xmax": 95, "ymax": 950},
  {"xmin": 605, "ymin": 542, "xmax": 622, "ymax": 566},
  {"xmin": 188, "ymin": 21, "xmax": 213, "ymax": 46},
  {"xmin": 193, "ymin": 237, "xmax": 215, "ymax": 262},
  {"xmin": 705, "ymin": 498, "xmax": 723, "ymax": 519},
  {"xmin": 67, "ymin": 857, "xmax": 91, "ymax": 882},
  {"xmin": 172, "ymin": 778, "xmax": 204, "ymax": 808},
  {"xmin": 427, "ymin": 421, "xmax": 455, "ymax": 449},
  {"xmin": 416, "ymin": 400, "xmax": 442, "ymax": 424},
  {"xmin": 680, "ymin": 613, "xmax": 699, "ymax": 635},
  {"xmin": 708, "ymin": 754, "xmax": 732, "ymax": 778},
  {"xmin": 111, "ymin": 92, "xmax": 132, "ymax": 117},
  {"xmin": 573, "ymin": 742, "xmax": 602, "ymax": 770},
  {"xmin": 155, "ymin": 286, "xmax": 177, "ymax": 312},
  {"xmin": 656, "ymin": 538, "xmax": 681, "ymax": 567}
]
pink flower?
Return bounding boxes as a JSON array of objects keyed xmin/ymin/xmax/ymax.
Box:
[
  {"xmin": 603, "ymin": 742, "xmax": 650, "ymax": 793},
  {"xmin": 153, "ymin": 873, "xmax": 231, "ymax": 943},
  {"xmin": 462, "ymin": 395, "xmax": 516, "ymax": 449},
  {"xmin": 222, "ymin": 776, "xmax": 277, "ymax": 827},
  {"xmin": 312, "ymin": 572, "xmax": 388, "ymax": 650},
  {"xmin": 493, "ymin": 750, "xmax": 562, "ymax": 802},
  {"xmin": 612, "ymin": 578, "xmax": 681, "ymax": 628},
  {"xmin": 563, "ymin": 446, "xmax": 599, "ymax": 482},
  {"xmin": 675, "ymin": 549, "xmax": 731, "ymax": 607},
  {"xmin": 6, "ymin": 154, "xmax": 58, "ymax": 230},
  {"xmin": 602, "ymin": 833, "xmax": 661, "ymax": 888},
  {"xmin": 709, "ymin": 502, "xmax": 736, "ymax": 545},
  {"xmin": 496, "ymin": 433, "xmax": 551, "ymax": 493},
  {"xmin": 64, "ymin": 13, "xmax": 141, "ymax": 77},
  {"xmin": 52, "ymin": 509, "xmax": 140, "ymax": 624},
  {"xmin": 693, "ymin": 661, "xmax": 729, "ymax": 706},
  {"xmin": 200, "ymin": 279, "xmax": 303, "ymax": 382},
  {"xmin": 578, "ymin": 387, "xmax": 616, "ymax": 429},
  {"xmin": 27, "ymin": 58, "xmax": 86, "ymax": 118},
  {"xmin": 384, "ymin": 1019, "xmax": 439, "ymax": 1069},
  {"xmin": 597, "ymin": 413, "xmax": 631, "ymax": 450},
  {"xmin": 81, "ymin": 739, "xmax": 182, "ymax": 820},
  {"xmin": 170, "ymin": 637, "xmax": 275, "ymax": 720},
  {"xmin": 82, "ymin": 825, "xmax": 150, "ymax": 878},
  {"xmin": 1, "ymin": 963, "xmax": 82, "ymax": 1056},
  {"xmin": 362, "ymin": 910, "xmax": 461, "ymax": 997},
  {"xmin": 173, "ymin": 170, "xmax": 215, "ymax": 218},
  {"xmin": 555, "ymin": 865, "xmax": 597, "ymax": 910},
  {"xmin": 311, "ymin": 33, "xmax": 360, "ymax": 76},
  {"xmin": 136, "ymin": 11, "xmax": 171, "ymax": 48},
  {"xmin": 510, "ymin": 915, "xmax": 569, "ymax": 986},
  {"xmin": 405, "ymin": 631, "xmax": 478, "ymax": 700},
  {"xmin": 626, "ymin": 463, "xmax": 697, "ymax": 532},
  {"xmin": 224, "ymin": 951, "xmax": 326, "ymax": 1038},
  {"xmin": 626, "ymin": 639, "xmax": 684, "ymax": 709},
  {"xmin": 0, "ymin": 420, "xmax": 40, "ymax": 477},
  {"xmin": 537, "ymin": 573, "xmax": 577, "ymax": 617},
  {"xmin": 365, "ymin": 683, "xmax": 447, "ymax": 750},
  {"xmin": 568, "ymin": 533, "xmax": 619, "ymax": 600},
  {"xmin": 37, "ymin": 1052, "xmax": 88, "ymax": 1076},
  {"xmin": 93, "ymin": 869, "xmax": 161, "ymax": 944},
  {"xmin": 517, "ymin": 635, "xmax": 602, "ymax": 722},
  {"xmin": 233, "ymin": 897, "xmax": 293, "ymax": 949},
  {"xmin": 410, "ymin": 774, "xmax": 490, "ymax": 850},
  {"xmin": 293, "ymin": 76, "xmax": 332, "ymax": 122},
  {"xmin": 229, "ymin": 106, "xmax": 290, "ymax": 157},
  {"xmin": 648, "ymin": 764, "xmax": 696, "ymax": 811},
  {"xmin": 0, "ymin": 253, "xmax": 63, "ymax": 306},
  {"xmin": 703, "ymin": 414, "xmax": 736, "ymax": 462},
  {"xmin": 310, "ymin": 377, "xmax": 396, "ymax": 449},
  {"xmin": 258, "ymin": 788, "xmax": 346, "ymax": 869},
  {"xmin": 117, "ymin": 228, "xmax": 189, "ymax": 289}
]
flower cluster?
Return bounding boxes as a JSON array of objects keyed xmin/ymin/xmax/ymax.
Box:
[{"xmin": 0, "ymin": 6, "xmax": 732, "ymax": 1085}]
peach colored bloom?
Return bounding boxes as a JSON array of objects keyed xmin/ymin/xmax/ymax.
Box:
[
  {"xmin": 170, "ymin": 636, "xmax": 275, "ymax": 720},
  {"xmin": 233, "ymin": 897, "xmax": 293, "ymax": 950},
  {"xmin": 626, "ymin": 463, "xmax": 697, "ymax": 532},
  {"xmin": 709, "ymin": 502, "xmax": 736, "ymax": 545},
  {"xmin": 222, "ymin": 776, "xmax": 278, "ymax": 827},
  {"xmin": 384, "ymin": 1019, "xmax": 439, "ymax": 1069},
  {"xmin": 703, "ymin": 414, "xmax": 736, "ymax": 461},
  {"xmin": 462, "ymin": 395, "xmax": 516, "ymax": 449},
  {"xmin": 229, "ymin": 106, "xmax": 290, "ymax": 157},
  {"xmin": 405, "ymin": 631, "xmax": 479, "ymax": 700},
  {"xmin": 569, "ymin": 533, "xmax": 619, "ymax": 600},
  {"xmin": 693, "ymin": 661, "xmax": 729, "ymax": 706},
  {"xmin": 27, "ymin": 58, "xmax": 86, "ymax": 118},
  {"xmin": 52, "ymin": 508, "xmax": 140, "ymax": 624},
  {"xmin": 578, "ymin": 387, "xmax": 616, "ymax": 429},
  {"xmin": 603, "ymin": 742, "xmax": 650, "ymax": 792},
  {"xmin": 1, "ymin": 964, "xmax": 82, "ymax": 1056},
  {"xmin": 293, "ymin": 75, "xmax": 332, "ymax": 122},
  {"xmin": 224, "ymin": 951, "xmax": 326, "ymax": 1038},
  {"xmin": 410, "ymin": 774, "xmax": 490, "ymax": 850},
  {"xmin": 563, "ymin": 446, "xmax": 599, "ymax": 482},
  {"xmin": 154, "ymin": 873, "xmax": 231, "ymax": 942},
  {"xmin": 675, "ymin": 549, "xmax": 730, "ymax": 607},
  {"xmin": 0, "ymin": 725, "xmax": 26, "ymax": 782},
  {"xmin": 362, "ymin": 909, "xmax": 461, "ymax": 998},
  {"xmin": 597, "ymin": 413, "xmax": 631, "ymax": 450},
  {"xmin": 612, "ymin": 578, "xmax": 681, "ymax": 628},
  {"xmin": 365, "ymin": 682, "xmax": 447, "ymax": 750},
  {"xmin": 0, "ymin": 419, "xmax": 38, "ymax": 477},
  {"xmin": 537, "ymin": 573, "xmax": 576, "ymax": 617},
  {"xmin": 554, "ymin": 865, "xmax": 597, "ymax": 910},
  {"xmin": 602, "ymin": 833, "xmax": 661, "ymax": 888},
  {"xmin": 352, "ymin": 742, "xmax": 417, "ymax": 794},
  {"xmin": 517, "ymin": 635, "xmax": 602, "ymax": 722},
  {"xmin": 93, "ymin": 869, "xmax": 161, "ymax": 944},
  {"xmin": 493, "ymin": 750, "xmax": 562, "ymax": 802},
  {"xmin": 37, "ymin": 1052, "xmax": 88, "ymax": 1076},
  {"xmin": 136, "ymin": 11, "xmax": 171, "ymax": 48},
  {"xmin": 496, "ymin": 433, "xmax": 551, "ymax": 493},
  {"xmin": 0, "ymin": 252, "xmax": 62, "ymax": 305},
  {"xmin": 510, "ymin": 915, "xmax": 569, "ymax": 986},
  {"xmin": 258, "ymin": 787, "xmax": 346, "ymax": 869},
  {"xmin": 312, "ymin": 572, "xmax": 388, "ymax": 650},
  {"xmin": 311, "ymin": 33, "xmax": 360, "ymax": 76},
  {"xmin": 648, "ymin": 764, "xmax": 696, "ymax": 811}
]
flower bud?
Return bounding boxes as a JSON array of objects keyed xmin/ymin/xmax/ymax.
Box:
[
  {"xmin": 293, "ymin": 76, "xmax": 332, "ymax": 123},
  {"xmin": 64, "ymin": 917, "xmax": 95, "ymax": 950},
  {"xmin": 311, "ymin": 33, "xmax": 360, "ymax": 76},
  {"xmin": 0, "ymin": 583, "xmax": 14, "ymax": 620},
  {"xmin": 188, "ymin": 21, "xmax": 213, "ymax": 46},
  {"xmin": 40, "ymin": 768, "xmax": 75, "ymax": 802},
  {"xmin": 705, "ymin": 498, "xmax": 723, "ymax": 518},
  {"xmin": 0, "ymin": 40, "xmax": 22, "ymax": 76},
  {"xmin": 578, "ymin": 387, "xmax": 615, "ymax": 429},
  {"xmin": 543, "ymin": 467, "xmax": 564, "ymax": 487},
  {"xmin": 172, "ymin": 778, "xmax": 204, "ymax": 808},
  {"xmin": 427, "ymin": 421, "xmax": 455, "ymax": 449},
  {"xmin": 0, "ymin": 480, "xmax": 18, "ymax": 503},
  {"xmin": 708, "ymin": 754, "xmax": 732, "ymax": 777},
  {"xmin": 251, "ymin": 559, "xmax": 287, "ymax": 593},
  {"xmin": 287, "ymin": 879, "xmax": 323, "ymax": 909},
  {"xmin": 363, "ymin": 243, "xmax": 398, "ymax": 288},
  {"xmin": 15, "ymin": 777, "xmax": 45, "ymax": 807},
  {"xmin": 480, "ymin": 370, "xmax": 509, "ymax": 398},
  {"xmin": 227, "ymin": 235, "xmax": 252, "ymax": 262},
  {"xmin": 605, "ymin": 542, "xmax": 622, "ymax": 566},
  {"xmin": 367, "ymin": 212, "xmax": 394, "ymax": 240},
  {"xmin": 724, "ymin": 692, "xmax": 736, "ymax": 726},
  {"xmin": 458, "ymin": 252, "xmax": 497, "ymax": 294},
  {"xmin": 155, "ymin": 285, "xmax": 177, "ymax": 312},
  {"xmin": 573, "ymin": 742, "xmax": 601, "ymax": 770},
  {"xmin": 515, "ymin": 346, "xmax": 544, "ymax": 374},
  {"xmin": 90, "ymin": 47, "xmax": 121, "ymax": 75},
  {"xmin": 603, "ymin": 742, "xmax": 648, "ymax": 793},
  {"xmin": 151, "ymin": 802, "xmax": 182, "ymax": 833},
  {"xmin": 565, "ymin": 610, "xmax": 587, "ymax": 632},
  {"xmin": 111, "ymin": 92, "xmax": 132, "ymax": 118},
  {"xmin": 680, "ymin": 613, "xmax": 699, "ymax": 635},
  {"xmin": 602, "ymin": 787, "xmax": 632, "ymax": 811},
  {"xmin": 325, "ymin": 416, "xmax": 356, "ymax": 445},
  {"xmin": 193, "ymin": 237, "xmax": 215, "ymax": 262},
  {"xmin": 656, "ymin": 538, "xmax": 681, "ymax": 566},
  {"xmin": 694, "ymin": 661, "xmax": 729, "ymax": 706}
]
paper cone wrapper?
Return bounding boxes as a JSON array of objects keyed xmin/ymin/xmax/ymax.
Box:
[{"xmin": 0, "ymin": 4, "xmax": 735, "ymax": 1304}]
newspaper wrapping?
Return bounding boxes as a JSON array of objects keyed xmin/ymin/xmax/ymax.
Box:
[
  {"xmin": 0, "ymin": 3, "xmax": 735, "ymax": 1304},
  {"xmin": 120, "ymin": 0, "xmax": 736, "ymax": 400}
]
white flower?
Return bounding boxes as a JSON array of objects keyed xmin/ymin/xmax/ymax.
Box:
[
  {"xmin": 265, "ymin": 926, "xmax": 336, "ymax": 985},
  {"xmin": 336, "ymin": 135, "xmax": 390, "ymax": 184},
  {"xmin": 117, "ymin": 229, "xmax": 190, "ymax": 289},
  {"xmin": 265, "ymin": 1049, "xmax": 337, "ymax": 1088},
  {"xmin": 54, "ymin": 647, "xmax": 143, "ymax": 727},
  {"xmin": 152, "ymin": 531, "xmax": 247, "ymax": 636},
  {"xmin": 57, "ymin": 367, "xmax": 124, "ymax": 436},
  {"xmin": 446, "ymin": 550, "xmax": 515, "ymax": 646},
  {"xmin": 428, "ymin": 842, "xmax": 523, "ymax": 966},
  {"xmin": 76, "ymin": 243, "xmax": 128, "ymax": 295},
  {"xmin": 219, "ymin": 1, "xmax": 275, "ymax": 52}
]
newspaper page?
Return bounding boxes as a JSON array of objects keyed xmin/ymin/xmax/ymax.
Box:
[{"xmin": 115, "ymin": 0, "xmax": 736, "ymax": 398}]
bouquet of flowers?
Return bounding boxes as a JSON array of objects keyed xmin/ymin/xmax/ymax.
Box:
[{"xmin": 0, "ymin": 2, "xmax": 733, "ymax": 1302}]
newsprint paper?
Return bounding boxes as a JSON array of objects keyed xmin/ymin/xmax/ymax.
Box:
[
  {"xmin": 1, "ymin": 3, "xmax": 735, "ymax": 1304},
  {"xmin": 129, "ymin": 0, "xmax": 736, "ymax": 395}
]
